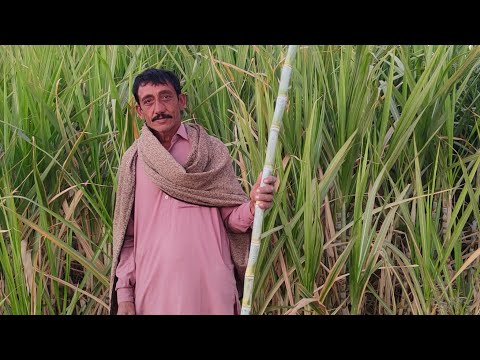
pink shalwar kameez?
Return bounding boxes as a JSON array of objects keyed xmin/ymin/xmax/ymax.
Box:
[{"xmin": 115, "ymin": 124, "xmax": 253, "ymax": 314}]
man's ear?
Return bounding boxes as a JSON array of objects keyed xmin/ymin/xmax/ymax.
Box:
[
  {"xmin": 135, "ymin": 104, "xmax": 144, "ymax": 120},
  {"xmin": 179, "ymin": 93, "xmax": 187, "ymax": 111}
]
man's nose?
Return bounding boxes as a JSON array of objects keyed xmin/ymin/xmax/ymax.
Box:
[{"xmin": 154, "ymin": 98, "xmax": 167, "ymax": 112}]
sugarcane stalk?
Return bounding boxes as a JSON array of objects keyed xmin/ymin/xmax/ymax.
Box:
[{"xmin": 241, "ymin": 45, "xmax": 298, "ymax": 315}]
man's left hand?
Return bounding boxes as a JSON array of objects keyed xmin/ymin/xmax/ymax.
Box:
[{"xmin": 250, "ymin": 172, "xmax": 277, "ymax": 213}]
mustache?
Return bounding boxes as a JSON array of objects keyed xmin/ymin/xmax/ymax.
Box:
[{"xmin": 152, "ymin": 113, "xmax": 173, "ymax": 121}]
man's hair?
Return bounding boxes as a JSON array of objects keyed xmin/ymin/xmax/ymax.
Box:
[{"xmin": 132, "ymin": 68, "xmax": 182, "ymax": 104}]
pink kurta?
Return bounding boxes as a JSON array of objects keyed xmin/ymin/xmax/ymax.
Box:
[{"xmin": 115, "ymin": 124, "xmax": 254, "ymax": 314}]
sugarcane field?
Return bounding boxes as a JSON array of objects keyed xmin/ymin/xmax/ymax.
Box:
[{"xmin": 1, "ymin": 45, "xmax": 480, "ymax": 315}]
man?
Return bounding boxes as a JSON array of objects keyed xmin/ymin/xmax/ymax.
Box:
[{"xmin": 109, "ymin": 68, "xmax": 276, "ymax": 315}]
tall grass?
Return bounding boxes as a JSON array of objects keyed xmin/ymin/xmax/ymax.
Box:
[{"xmin": 1, "ymin": 45, "xmax": 479, "ymax": 314}]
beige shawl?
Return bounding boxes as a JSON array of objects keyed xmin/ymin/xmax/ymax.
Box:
[{"xmin": 109, "ymin": 123, "xmax": 251, "ymax": 314}]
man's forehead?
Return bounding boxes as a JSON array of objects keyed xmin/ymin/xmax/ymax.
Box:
[{"xmin": 138, "ymin": 83, "xmax": 176, "ymax": 96}]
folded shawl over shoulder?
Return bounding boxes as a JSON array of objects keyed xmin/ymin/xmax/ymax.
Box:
[{"xmin": 108, "ymin": 123, "xmax": 251, "ymax": 314}]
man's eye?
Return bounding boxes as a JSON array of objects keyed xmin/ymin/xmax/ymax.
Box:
[{"xmin": 144, "ymin": 99, "xmax": 153, "ymax": 105}]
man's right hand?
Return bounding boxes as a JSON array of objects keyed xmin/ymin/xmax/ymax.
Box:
[{"xmin": 117, "ymin": 301, "xmax": 136, "ymax": 315}]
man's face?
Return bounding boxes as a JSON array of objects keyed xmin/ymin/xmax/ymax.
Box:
[{"xmin": 135, "ymin": 82, "xmax": 186, "ymax": 136}]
